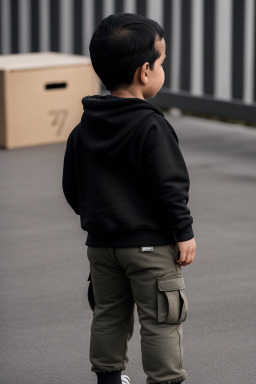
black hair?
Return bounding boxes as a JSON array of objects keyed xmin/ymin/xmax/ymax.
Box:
[{"xmin": 89, "ymin": 13, "xmax": 164, "ymax": 91}]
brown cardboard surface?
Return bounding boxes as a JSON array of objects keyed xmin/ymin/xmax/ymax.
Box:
[
  {"xmin": 0, "ymin": 71, "xmax": 6, "ymax": 145},
  {"xmin": 0, "ymin": 52, "xmax": 91, "ymax": 71},
  {"xmin": 0, "ymin": 53, "xmax": 100, "ymax": 149}
]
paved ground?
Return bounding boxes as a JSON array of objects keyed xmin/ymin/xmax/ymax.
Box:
[{"xmin": 1, "ymin": 113, "xmax": 256, "ymax": 384}]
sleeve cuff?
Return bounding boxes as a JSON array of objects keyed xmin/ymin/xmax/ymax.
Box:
[{"xmin": 175, "ymin": 225, "xmax": 194, "ymax": 242}]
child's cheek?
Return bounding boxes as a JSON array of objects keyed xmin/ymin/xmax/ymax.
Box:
[{"xmin": 161, "ymin": 69, "xmax": 165, "ymax": 86}]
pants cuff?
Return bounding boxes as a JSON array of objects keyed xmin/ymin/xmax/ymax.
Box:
[{"xmin": 96, "ymin": 370, "xmax": 122, "ymax": 384}]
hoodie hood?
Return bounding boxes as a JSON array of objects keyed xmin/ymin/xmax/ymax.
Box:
[{"xmin": 80, "ymin": 94, "xmax": 164, "ymax": 157}]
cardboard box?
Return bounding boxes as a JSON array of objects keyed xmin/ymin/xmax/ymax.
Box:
[{"xmin": 0, "ymin": 52, "xmax": 100, "ymax": 149}]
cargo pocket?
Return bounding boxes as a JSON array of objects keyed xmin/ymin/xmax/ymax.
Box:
[{"xmin": 157, "ymin": 276, "xmax": 188, "ymax": 324}]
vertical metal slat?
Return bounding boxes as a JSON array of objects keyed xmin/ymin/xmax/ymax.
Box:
[
  {"xmin": 136, "ymin": 0, "xmax": 146, "ymax": 16},
  {"xmin": 191, "ymin": 0, "xmax": 203, "ymax": 96},
  {"xmin": 180, "ymin": 0, "xmax": 191, "ymax": 91},
  {"xmin": 163, "ymin": 0, "xmax": 172, "ymax": 89},
  {"xmin": 73, "ymin": 0, "xmax": 83, "ymax": 54},
  {"xmin": 31, "ymin": 0, "xmax": 39, "ymax": 52},
  {"xmin": 50, "ymin": 0, "xmax": 60, "ymax": 52},
  {"xmin": 11, "ymin": 0, "xmax": 19, "ymax": 53},
  {"xmin": 232, "ymin": 0, "xmax": 245, "ymax": 99},
  {"xmin": 203, "ymin": 0, "xmax": 215, "ymax": 95},
  {"xmin": 115, "ymin": 0, "xmax": 124, "ymax": 13}
]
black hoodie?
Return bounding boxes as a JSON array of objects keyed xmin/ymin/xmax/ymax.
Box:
[{"xmin": 62, "ymin": 94, "xmax": 194, "ymax": 247}]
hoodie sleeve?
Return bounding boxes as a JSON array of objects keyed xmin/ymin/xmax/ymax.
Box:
[
  {"xmin": 62, "ymin": 130, "xmax": 80, "ymax": 215},
  {"xmin": 143, "ymin": 116, "xmax": 194, "ymax": 242}
]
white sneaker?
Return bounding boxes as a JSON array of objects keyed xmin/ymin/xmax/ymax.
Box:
[{"xmin": 121, "ymin": 375, "xmax": 130, "ymax": 384}]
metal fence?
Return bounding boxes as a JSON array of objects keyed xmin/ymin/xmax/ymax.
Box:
[{"xmin": 0, "ymin": 0, "xmax": 255, "ymax": 121}]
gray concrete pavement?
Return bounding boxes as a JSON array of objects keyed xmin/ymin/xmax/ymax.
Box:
[{"xmin": 1, "ymin": 114, "xmax": 256, "ymax": 384}]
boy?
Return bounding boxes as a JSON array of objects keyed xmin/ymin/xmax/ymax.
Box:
[{"xmin": 62, "ymin": 13, "xmax": 196, "ymax": 384}]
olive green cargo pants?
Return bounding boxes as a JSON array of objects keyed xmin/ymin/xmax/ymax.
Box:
[{"xmin": 87, "ymin": 244, "xmax": 188, "ymax": 384}]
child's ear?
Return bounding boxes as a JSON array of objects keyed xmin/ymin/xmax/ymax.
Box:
[{"xmin": 140, "ymin": 62, "xmax": 149, "ymax": 85}]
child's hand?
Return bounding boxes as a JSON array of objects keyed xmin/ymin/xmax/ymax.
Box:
[{"xmin": 176, "ymin": 238, "xmax": 196, "ymax": 266}]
